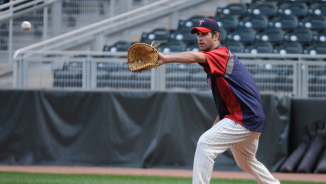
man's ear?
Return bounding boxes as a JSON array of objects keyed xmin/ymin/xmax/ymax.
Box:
[{"xmin": 214, "ymin": 32, "xmax": 219, "ymax": 41}]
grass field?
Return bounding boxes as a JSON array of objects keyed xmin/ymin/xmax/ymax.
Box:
[{"xmin": 0, "ymin": 172, "xmax": 324, "ymax": 184}]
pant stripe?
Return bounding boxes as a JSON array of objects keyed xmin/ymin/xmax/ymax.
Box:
[{"xmin": 192, "ymin": 118, "xmax": 280, "ymax": 184}]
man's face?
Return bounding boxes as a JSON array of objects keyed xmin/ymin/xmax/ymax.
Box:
[{"xmin": 196, "ymin": 31, "xmax": 219, "ymax": 52}]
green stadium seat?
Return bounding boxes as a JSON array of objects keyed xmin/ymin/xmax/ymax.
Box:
[
  {"xmin": 255, "ymin": 27, "xmax": 285, "ymax": 43},
  {"xmin": 238, "ymin": 15, "xmax": 269, "ymax": 30},
  {"xmin": 278, "ymin": 2, "xmax": 308, "ymax": 17},
  {"xmin": 224, "ymin": 40, "xmax": 245, "ymax": 53},
  {"xmin": 169, "ymin": 27, "xmax": 196, "ymax": 44},
  {"xmin": 313, "ymin": 29, "xmax": 326, "ymax": 43},
  {"xmin": 214, "ymin": 14, "xmax": 239, "ymax": 31},
  {"xmin": 158, "ymin": 41, "xmax": 186, "ymax": 53},
  {"xmin": 283, "ymin": 28, "xmax": 315, "ymax": 44},
  {"xmin": 244, "ymin": 41, "xmax": 274, "ymax": 53},
  {"xmin": 268, "ymin": 15, "xmax": 298, "ymax": 30},
  {"xmin": 273, "ymin": 42, "xmax": 303, "ymax": 54},
  {"xmin": 303, "ymin": 42, "xmax": 326, "ymax": 55},
  {"xmin": 227, "ymin": 27, "xmax": 256, "ymax": 43},
  {"xmin": 141, "ymin": 28, "xmax": 170, "ymax": 43},
  {"xmin": 298, "ymin": 15, "xmax": 326, "ymax": 31},
  {"xmin": 247, "ymin": 2, "xmax": 278, "ymax": 17},
  {"xmin": 216, "ymin": 3, "xmax": 247, "ymax": 17},
  {"xmin": 103, "ymin": 41, "xmax": 130, "ymax": 52},
  {"xmin": 177, "ymin": 15, "xmax": 205, "ymax": 30},
  {"xmin": 308, "ymin": 2, "xmax": 326, "ymax": 16}
]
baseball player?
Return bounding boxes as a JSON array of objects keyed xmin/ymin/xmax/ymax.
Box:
[{"xmin": 157, "ymin": 18, "xmax": 280, "ymax": 184}]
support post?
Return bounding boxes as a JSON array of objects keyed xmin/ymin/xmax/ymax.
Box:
[{"xmin": 52, "ymin": 0, "xmax": 62, "ymax": 37}]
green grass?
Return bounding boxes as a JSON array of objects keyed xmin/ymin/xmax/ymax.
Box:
[{"xmin": 0, "ymin": 172, "xmax": 323, "ymax": 184}]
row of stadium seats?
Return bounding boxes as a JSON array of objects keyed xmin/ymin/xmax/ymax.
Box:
[
  {"xmin": 53, "ymin": 0, "xmax": 326, "ymax": 89},
  {"xmin": 103, "ymin": 35, "xmax": 326, "ymax": 55},
  {"xmin": 216, "ymin": 1, "xmax": 326, "ymax": 18},
  {"xmin": 102, "ymin": 0, "xmax": 326, "ymax": 55},
  {"xmin": 139, "ymin": 26, "xmax": 326, "ymax": 45},
  {"xmin": 179, "ymin": 14, "xmax": 326, "ymax": 32},
  {"xmin": 253, "ymin": 0, "xmax": 325, "ymax": 3}
]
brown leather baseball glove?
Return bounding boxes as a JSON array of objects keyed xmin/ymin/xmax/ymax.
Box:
[{"xmin": 127, "ymin": 42, "xmax": 160, "ymax": 72}]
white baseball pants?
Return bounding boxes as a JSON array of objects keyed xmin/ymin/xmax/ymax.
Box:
[{"xmin": 192, "ymin": 118, "xmax": 280, "ymax": 184}]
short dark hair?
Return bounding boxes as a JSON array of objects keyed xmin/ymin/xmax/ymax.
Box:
[{"xmin": 211, "ymin": 31, "xmax": 220, "ymax": 42}]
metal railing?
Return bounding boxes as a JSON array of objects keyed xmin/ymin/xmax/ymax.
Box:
[
  {"xmin": 1, "ymin": 0, "xmax": 172, "ymax": 63},
  {"xmin": 0, "ymin": 0, "xmax": 57, "ymax": 24},
  {"xmin": 13, "ymin": 51, "xmax": 326, "ymax": 98},
  {"xmin": 13, "ymin": 0, "xmax": 210, "ymax": 59},
  {"xmin": 302, "ymin": 61, "xmax": 326, "ymax": 98}
]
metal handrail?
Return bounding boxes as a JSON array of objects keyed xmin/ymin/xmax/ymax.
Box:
[
  {"xmin": 13, "ymin": 0, "xmax": 172, "ymax": 59},
  {"xmin": 14, "ymin": 50, "xmax": 326, "ymax": 59},
  {"xmin": 13, "ymin": 0, "xmax": 209, "ymax": 59},
  {"xmin": 235, "ymin": 53, "xmax": 326, "ymax": 60},
  {"xmin": 13, "ymin": 50, "xmax": 326, "ymax": 97},
  {"xmin": 0, "ymin": 0, "xmax": 34, "ymax": 9},
  {"xmin": 0, "ymin": 0, "xmax": 58, "ymax": 24}
]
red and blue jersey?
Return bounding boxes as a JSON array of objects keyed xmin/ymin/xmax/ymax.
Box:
[{"xmin": 200, "ymin": 45, "xmax": 266, "ymax": 132}]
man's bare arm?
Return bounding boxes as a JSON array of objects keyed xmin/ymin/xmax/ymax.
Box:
[{"xmin": 158, "ymin": 51, "xmax": 207, "ymax": 65}]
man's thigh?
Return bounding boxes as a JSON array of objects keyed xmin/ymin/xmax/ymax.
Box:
[{"xmin": 199, "ymin": 118, "xmax": 255, "ymax": 147}]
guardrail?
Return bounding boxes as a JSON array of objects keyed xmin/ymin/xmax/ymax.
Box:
[
  {"xmin": 13, "ymin": 0, "xmax": 209, "ymax": 59},
  {"xmin": 0, "ymin": 0, "xmax": 57, "ymax": 24},
  {"xmin": 13, "ymin": 51, "xmax": 326, "ymax": 98}
]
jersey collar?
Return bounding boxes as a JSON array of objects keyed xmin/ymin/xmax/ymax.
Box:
[{"xmin": 214, "ymin": 44, "xmax": 222, "ymax": 50}]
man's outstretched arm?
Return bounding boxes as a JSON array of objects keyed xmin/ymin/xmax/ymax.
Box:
[{"xmin": 158, "ymin": 51, "xmax": 207, "ymax": 65}]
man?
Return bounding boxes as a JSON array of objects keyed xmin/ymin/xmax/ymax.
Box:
[{"xmin": 157, "ymin": 18, "xmax": 280, "ymax": 184}]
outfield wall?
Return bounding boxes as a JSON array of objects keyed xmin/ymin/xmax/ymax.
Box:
[{"xmin": 0, "ymin": 90, "xmax": 291, "ymax": 171}]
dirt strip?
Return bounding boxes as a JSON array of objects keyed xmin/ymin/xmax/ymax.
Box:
[{"xmin": 0, "ymin": 165, "xmax": 325, "ymax": 182}]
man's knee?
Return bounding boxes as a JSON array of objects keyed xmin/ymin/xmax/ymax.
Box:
[
  {"xmin": 196, "ymin": 136, "xmax": 206, "ymax": 150},
  {"xmin": 195, "ymin": 135, "xmax": 223, "ymax": 159},
  {"xmin": 197, "ymin": 133, "xmax": 212, "ymax": 149},
  {"xmin": 195, "ymin": 137, "xmax": 215, "ymax": 163},
  {"xmin": 235, "ymin": 156, "xmax": 257, "ymax": 172},
  {"xmin": 236, "ymin": 159, "xmax": 248, "ymax": 170}
]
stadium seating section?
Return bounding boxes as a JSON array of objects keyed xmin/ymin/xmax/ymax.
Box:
[
  {"xmin": 54, "ymin": 0, "xmax": 326, "ymax": 89},
  {"xmin": 101, "ymin": 0, "xmax": 326, "ymax": 56}
]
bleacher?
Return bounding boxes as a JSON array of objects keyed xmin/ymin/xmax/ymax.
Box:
[
  {"xmin": 102, "ymin": 0, "xmax": 326, "ymax": 55},
  {"xmin": 64, "ymin": 0, "xmax": 323, "ymax": 94}
]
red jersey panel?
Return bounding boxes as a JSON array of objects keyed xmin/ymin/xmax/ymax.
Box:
[{"xmin": 200, "ymin": 45, "xmax": 266, "ymax": 132}]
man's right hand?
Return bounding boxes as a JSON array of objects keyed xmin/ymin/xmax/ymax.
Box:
[{"xmin": 157, "ymin": 52, "xmax": 165, "ymax": 65}]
